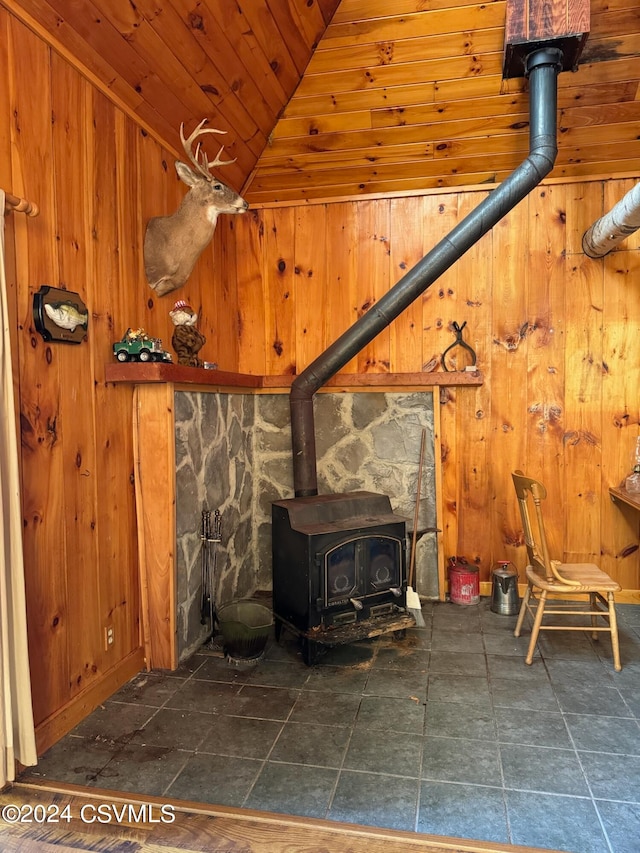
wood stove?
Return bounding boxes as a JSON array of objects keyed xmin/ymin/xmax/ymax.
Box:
[{"xmin": 272, "ymin": 491, "xmax": 415, "ymax": 664}]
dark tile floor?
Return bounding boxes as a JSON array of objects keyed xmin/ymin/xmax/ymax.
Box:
[{"xmin": 22, "ymin": 599, "xmax": 640, "ymax": 853}]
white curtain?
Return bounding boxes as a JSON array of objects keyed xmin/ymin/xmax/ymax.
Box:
[{"xmin": 0, "ymin": 190, "xmax": 37, "ymax": 785}]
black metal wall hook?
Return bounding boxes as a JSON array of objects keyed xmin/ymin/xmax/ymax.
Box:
[{"xmin": 442, "ymin": 321, "xmax": 477, "ymax": 372}]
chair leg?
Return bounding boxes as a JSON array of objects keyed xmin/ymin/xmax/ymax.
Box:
[
  {"xmin": 514, "ymin": 583, "xmax": 530, "ymax": 638},
  {"xmin": 608, "ymin": 592, "xmax": 622, "ymax": 672},
  {"xmin": 525, "ymin": 589, "xmax": 547, "ymax": 665},
  {"xmin": 589, "ymin": 592, "xmax": 598, "ymax": 641}
]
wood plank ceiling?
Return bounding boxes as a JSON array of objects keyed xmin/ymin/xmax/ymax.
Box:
[
  {"xmin": 6, "ymin": 0, "xmax": 640, "ymax": 204},
  {"xmin": 5, "ymin": 0, "xmax": 341, "ymax": 195}
]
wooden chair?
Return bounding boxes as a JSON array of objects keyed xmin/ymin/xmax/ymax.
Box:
[{"xmin": 511, "ymin": 470, "xmax": 622, "ymax": 672}]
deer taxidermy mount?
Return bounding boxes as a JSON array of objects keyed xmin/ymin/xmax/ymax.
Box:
[{"xmin": 144, "ymin": 119, "xmax": 249, "ymax": 297}]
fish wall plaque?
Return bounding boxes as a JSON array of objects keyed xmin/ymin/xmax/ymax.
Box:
[{"xmin": 33, "ymin": 286, "xmax": 89, "ymax": 344}]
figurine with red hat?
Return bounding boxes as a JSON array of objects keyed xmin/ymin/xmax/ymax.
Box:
[{"xmin": 169, "ymin": 299, "xmax": 206, "ymax": 367}]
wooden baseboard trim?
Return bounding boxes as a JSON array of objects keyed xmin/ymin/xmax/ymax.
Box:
[{"xmin": 34, "ymin": 648, "xmax": 145, "ymax": 756}]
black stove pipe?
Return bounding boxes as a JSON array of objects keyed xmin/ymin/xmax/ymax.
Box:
[{"xmin": 290, "ymin": 47, "xmax": 564, "ymax": 497}]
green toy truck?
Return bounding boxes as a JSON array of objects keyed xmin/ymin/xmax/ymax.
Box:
[{"xmin": 113, "ymin": 328, "xmax": 172, "ymax": 363}]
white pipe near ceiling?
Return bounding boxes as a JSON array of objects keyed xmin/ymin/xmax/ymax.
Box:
[{"xmin": 582, "ymin": 182, "xmax": 640, "ymax": 258}]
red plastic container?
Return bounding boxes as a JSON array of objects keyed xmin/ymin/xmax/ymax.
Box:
[{"xmin": 448, "ymin": 556, "xmax": 480, "ymax": 606}]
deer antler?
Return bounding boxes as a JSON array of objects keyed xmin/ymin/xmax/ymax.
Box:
[{"xmin": 179, "ymin": 119, "xmax": 236, "ymax": 181}]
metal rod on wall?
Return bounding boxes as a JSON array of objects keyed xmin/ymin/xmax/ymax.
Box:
[{"xmin": 3, "ymin": 191, "xmax": 39, "ymax": 217}]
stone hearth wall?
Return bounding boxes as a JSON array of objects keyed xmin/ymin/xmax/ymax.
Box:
[
  {"xmin": 254, "ymin": 391, "xmax": 437, "ymax": 592},
  {"xmin": 174, "ymin": 390, "xmax": 436, "ymax": 660},
  {"xmin": 174, "ymin": 392, "xmax": 256, "ymax": 661}
]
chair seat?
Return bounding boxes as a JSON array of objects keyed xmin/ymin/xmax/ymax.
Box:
[{"xmin": 526, "ymin": 562, "xmax": 621, "ymax": 593}]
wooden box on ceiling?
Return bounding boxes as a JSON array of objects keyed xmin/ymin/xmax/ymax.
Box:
[{"xmin": 503, "ymin": 0, "xmax": 591, "ymax": 78}]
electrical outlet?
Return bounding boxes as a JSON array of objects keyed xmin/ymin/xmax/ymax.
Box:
[{"xmin": 104, "ymin": 626, "xmax": 114, "ymax": 651}]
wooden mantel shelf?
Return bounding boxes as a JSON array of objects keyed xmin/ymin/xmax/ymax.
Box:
[
  {"xmin": 105, "ymin": 362, "xmax": 484, "ymax": 390},
  {"xmin": 105, "ymin": 362, "xmax": 261, "ymax": 387}
]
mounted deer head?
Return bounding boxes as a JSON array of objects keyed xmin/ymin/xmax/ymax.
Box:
[{"xmin": 144, "ymin": 119, "xmax": 249, "ymax": 296}]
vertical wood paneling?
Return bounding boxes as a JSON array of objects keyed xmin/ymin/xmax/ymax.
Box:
[
  {"xmin": 452, "ymin": 195, "xmax": 493, "ymax": 573},
  {"xmin": 489, "ymin": 203, "xmax": 530, "ymax": 572},
  {"xmin": 236, "ymin": 209, "xmax": 266, "ymax": 374},
  {"xmin": 563, "ymin": 254, "xmax": 604, "ymax": 562},
  {"xmin": 422, "ymin": 193, "xmax": 460, "ymax": 372},
  {"xmin": 565, "ymin": 181, "xmax": 603, "ymax": 257},
  {"xmin": 525, "ymin": 185, "xmax": 567, "ymax": 559},
  {"xmin": 294, "ymin": 204, "xmax": 328, "ymax": 372},
  {"xmin": 601, "ymin": 238, "xmax": 640, "ymax": 587},
  {"xmin": 9, "ymin": 15, "xmax": 69, "ymax": 725},
  {"xmin": 187, "ymin": 232, "xmax": 213, "ymax": 367},
  {"xmin": 51, "ymin": 58, "xmax": 102, "ymax": 698},
  {"xmin": 0, "ymin": 8, "xmax": 20, "ymax": 424},
  {"xmin": 324, "ymin": 201, "xmax": 359, "ymax": 373},
  {"xmin": 116, "ymin": 118, "xmax": 146, "ymax": 325},
  {"xmin": 432, "ymin": 199, "xmax": 464, "ymax": 567},
  {"xmin": 264, "ymin": 207, "xmax": 296, "ymax": 375},
  {"xmin": 389, "ymin": 197, "xmax": 425, "ymax": 373},
  {"xmin": 4, "ymin": 11, "xmax": 195, "ymax": 733},
  {"xmin": 133, "ymin": 383, "xmax": 176, "ymax": 670},
  {"xmin": 424, "ymin": 194, "xmax": 463, "ymax": 567},
  {"xmin": 113, "ymin": 111, "xmax": 143, "ymax": 652},
  {"xmin": 211, "ymin": 219, "xmax": 240, "ymax": 371},
  {"xmin": 92, "ymin": 89, "xmax": 146, "ymax": 661},
  {"xmin": 356, "ymin": 200, "xmax": 390, "ymax": 373},
  {"xmin": 0, "ymin": 9, "xmax": 11, "ymax": 189}
]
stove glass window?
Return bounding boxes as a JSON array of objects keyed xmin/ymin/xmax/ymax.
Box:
[
  {"xmin": 367, "ymin": 536, "xmax": 401, "ymax": 591},
  {"xmin": 324, "ymin": 534, "xmax": 402, "ymax": 606},
  {"xmin": 325, "ymin": 539, "xmax": 358, "ymax": 603}
]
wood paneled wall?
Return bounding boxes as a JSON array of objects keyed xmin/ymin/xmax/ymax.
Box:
[
  {"xmin": 0, "ymin": 8, "xmax": 243, "ymax": 747},
  {"xmin": 230, "ymin": 183, "xmax": 640, "ymax": 595},
  {"xmin": 2, "ymin": 4, "xmax": 639, "ymax": 756}
]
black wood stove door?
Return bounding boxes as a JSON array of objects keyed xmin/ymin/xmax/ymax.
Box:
[{"xmin": 324, "ymin": 535, "xmax": 402, "ymax": 608}]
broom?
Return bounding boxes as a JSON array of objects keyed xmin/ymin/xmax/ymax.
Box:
[{"xmin": 406, "ymin": 428, "xmax": 426, "ymax": 627}]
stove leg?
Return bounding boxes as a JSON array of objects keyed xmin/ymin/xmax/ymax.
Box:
[
  {"xmin": 274, "ymin": 618, "xmax": 283, "ymax": 643},
  {"xmin": 302, "ymin": 637, "xmax": 321, "ymax": 666}
]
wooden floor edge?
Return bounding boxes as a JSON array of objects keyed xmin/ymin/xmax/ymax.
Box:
[{"xmin": 11, "ymin": 780, "xmax": 562, "ymax": 853}]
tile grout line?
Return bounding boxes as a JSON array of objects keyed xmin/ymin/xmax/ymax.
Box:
[
  {"xmin": 481, "ymin": 615, "xmax": 514, "ymax": 847},
  {"xmin": 559, "ymin": 671, "xmax": 635, "ymax": 853},
  {"xmin": 322, "ymin": 636, "xmax": 381, "ymax": 821},
  {"xmin": 412, "ymin": 615, "xmax": 435, "ymax": 834},
  {"xmin": 103, "ymin": 665, "xmax": 216, "ymax": 796},
  {"xmin": 542, "ymin": 636, "xmax": 619, "ymax": 853},
  {"xmin": 238, "ymin": 674, "xmax": 305, "ymax": 810}
]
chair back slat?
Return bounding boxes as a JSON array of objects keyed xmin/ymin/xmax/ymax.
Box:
[{"xmin": 511, "ymin": 470, "xmax": 580, "ymax": 587}]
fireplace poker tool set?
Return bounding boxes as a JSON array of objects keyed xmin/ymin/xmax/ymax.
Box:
[{"xmin": 200, "ymin": 508, "xmax": 222, "ymax": 642}]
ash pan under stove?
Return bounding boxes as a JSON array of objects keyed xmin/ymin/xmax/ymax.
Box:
[{"xmin": 272, "ymin": 491, "xmax": 416, "ymax": 665}]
